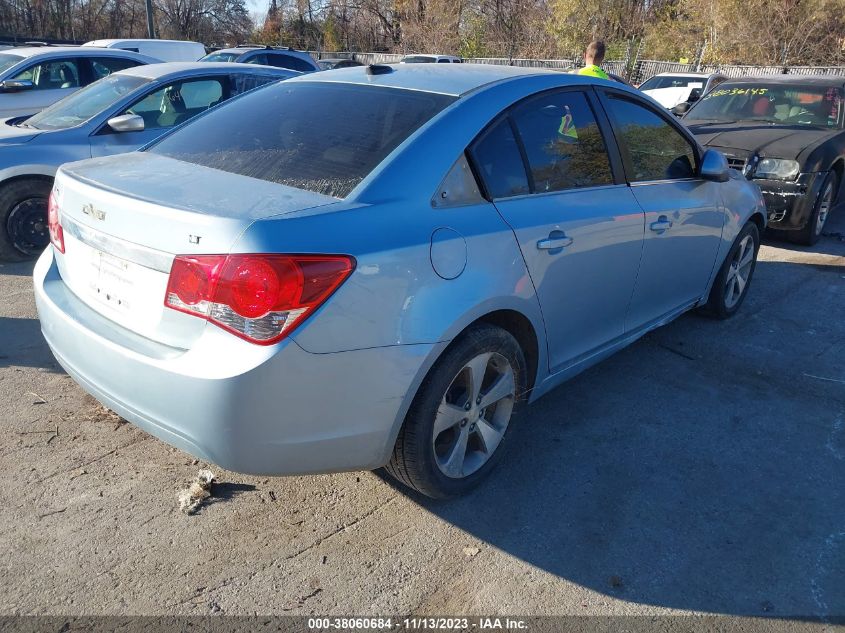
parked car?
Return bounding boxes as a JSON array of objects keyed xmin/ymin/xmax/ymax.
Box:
[
  {"xmin": 200, "ymin": 45, "xmax": 319, "ymax": 73},
  {"xmin": 0, "ymin": 46, "xmax": 158, "ymax": 118},
  {"xmin": 679, "ymin": 75, "xmax": 844, "ymax": 244},
  {"xmin": 401, "ymin": 54, "xmax": 462, "ymax": 63},
  {"xmin": 83, "ymin": 39, "xmax": 207, "ymax": 63},
  {"xmin": 640, "ymin": 72, "xmax": 729, "ymax": 108},
  {"xmin": 0, "ymin": 62, "xmax": 295, "ymax": 261},
  {"xmin": 35, "ymin": 65, "xmax": 765, "ymax": 498},
  {"xmin": 317, "ymin": 58, "xmax": 364, "ymax": 70}
]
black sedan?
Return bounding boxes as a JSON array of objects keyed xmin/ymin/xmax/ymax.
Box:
[{"xmin": 679, "ymin": 76, "xmax": 844, "ymax": 244}]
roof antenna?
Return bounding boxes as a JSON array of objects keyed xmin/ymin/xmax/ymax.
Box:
[{"xmin": 366, "ymin": 64, "xmax": 393, "ymax": 76}]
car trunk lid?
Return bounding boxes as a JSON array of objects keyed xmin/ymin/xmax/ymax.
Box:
[{"xmin": 52, "ymin": 152, "xmax": 339, "ymax": 349}]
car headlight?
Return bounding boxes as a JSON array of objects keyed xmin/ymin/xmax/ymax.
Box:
[{"xmin": 753, "ymin": 158, "xmax": 800, "ymax": 181}]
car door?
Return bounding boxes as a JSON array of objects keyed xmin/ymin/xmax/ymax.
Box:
[
  {"xmin": 0, "ymin": 57, "xmax": 83, "ymax": 118},
  {"xmin": 469, "ymin": 88, "xmax": 646, "ymax": 372},
  {"xmin": 89, "ymin": 76, "xmax": 228, "ymax": 157},
  {"xmin": 597, "ymin": 89, "xmax": 725, "ymax": 331}
]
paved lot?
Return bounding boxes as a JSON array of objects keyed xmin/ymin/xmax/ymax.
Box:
[{"xmin": 0, "ymin": 213, "xmax": 843, "ymax": 623}]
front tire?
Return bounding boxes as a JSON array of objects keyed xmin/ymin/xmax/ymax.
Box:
[
  {"xmin": 794, "ymin": 171, "xmax": 838, "ymax": 246},
  {"xmin": 703, "ymin": 220, "xmax": 760, "ymax": 319},
  {"xmin": 0, "ymin": 179, "xmax": 52, "ymax": 262},
  {"xmin": 385, "ymin": 324, "xmax": 527, "ymax": 499}
]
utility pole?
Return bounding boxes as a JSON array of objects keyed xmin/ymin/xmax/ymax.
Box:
[{"xmin": 145, "ymin": 0, "xmax": 156, "ymax": 39}]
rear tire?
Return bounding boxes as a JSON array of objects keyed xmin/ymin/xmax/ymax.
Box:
[
  {"xmin": 793, "ymin": 171, "xmax": 838, "ymax": 246},
  {"xmin": 703, "ymin": 221, "xmax": 760, "ymax": 319},
  {"xmin": 0, "ymin": 179, "xmax": 52, "ymax": 262},
  {"xmin": 385, "ymin": 323, "xmax": 527, "ymax": 499}
]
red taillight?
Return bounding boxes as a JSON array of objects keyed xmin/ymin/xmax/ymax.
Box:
[
  {"xmin": 164, "ymin": 254, "xmax": 355, "ymax": 345},
  {"xmin": 47, "ymin": 192, "xmax": 64, "ymax": 254}
]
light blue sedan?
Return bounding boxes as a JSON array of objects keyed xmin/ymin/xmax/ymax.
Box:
[
  {"xmin": 34, "ymin": 64, "xmax": 766, "ymax": 498},
  {"xmin": 0, "ymin": 62, "xmax": 296, "ymax": 260}
]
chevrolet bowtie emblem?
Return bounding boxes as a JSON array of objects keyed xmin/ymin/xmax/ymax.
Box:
[{"xmin": 82, "ymin": 203, "xmax": 106, "ymax": 221}]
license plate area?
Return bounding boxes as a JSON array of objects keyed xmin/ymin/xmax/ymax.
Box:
[{"xmin": 88, "ymin": 249, "xmax": 136, "ymax": 312}]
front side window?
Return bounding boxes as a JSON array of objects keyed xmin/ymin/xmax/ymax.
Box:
[
  {"xmin": 149, "ymin": 82, "xmax": 456, "ymax": 198},
  {"xmin": 511, "ymin": 90, "xmax": 613, "ymax": 193},
  {"xmin": 123, "ymin": 78, "xmax": 225, "ymax": 130},
  {"xmin": 89, "ymin": 57, "xmax": 141, "ymax": 80},
  {"xmin": 13, "ymin": 59, "xmax": 81, "ymax": 90},
  {"xmin": 471, "ymin": 118, "xmax": 530, "ymax": 199},
  {"xmin": 605, "ymin": 96, "xmax": 697, "ymax": 182},
  {"xmin": 26, "ymin": 74, "xmax": 148, "ymax": 130}
]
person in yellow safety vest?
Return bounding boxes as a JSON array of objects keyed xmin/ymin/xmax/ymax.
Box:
[{"xmin": 578, "ymin": 40, "xmax": 610, "ymax": 80}]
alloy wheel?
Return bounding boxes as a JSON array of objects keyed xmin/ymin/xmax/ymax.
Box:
[
  {"xmin": 432, "ymin": 351, "xmax": 516, "ymax": 479},
  {"xmin": 815, "ymin": 181, "xmax": 834, "ymax": 236},
  {"xmin": 724, "ymin": 234, "xmax": 755, "ymax": 310},
  {"xmin": 6, "ymin": 197, "xmax": 49, "ymax": 256}
]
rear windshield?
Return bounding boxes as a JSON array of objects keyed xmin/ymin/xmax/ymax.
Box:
[
  {"xmin": 640, "ymin": 75, "xmax": 706, "ymax": 90},
  {"xmin": 149, "ymin": 81, "xmax": 456, "ymax": 197},
  {"xmin": 201, "ymin": 52, "xmax": 240, "ymax": 63},
  {"xmin": 0, "ymin": 53, "xmax": 24, "ymax": 75}
]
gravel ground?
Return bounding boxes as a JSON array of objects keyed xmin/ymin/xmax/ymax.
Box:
[{"xmin": 0, "ymin": 212, "xmax": 843, "ymax": 626}]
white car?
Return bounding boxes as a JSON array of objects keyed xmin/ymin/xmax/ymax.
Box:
[
  {"xmin": 401, "ymin": 54, "xmax": 463, "ymax": 64},
  {"xmin": 83, "ymin": 39, "xmax": 207, "ymax": 63},
  {"xmin": 0, "ymin": 46, "xmax": 158, "ymax": 118},
  {"xmin": 640, "ymin": 72, "xmax": 728, "ymax": 109}
]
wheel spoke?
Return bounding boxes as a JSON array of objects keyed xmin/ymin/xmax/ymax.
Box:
[
  {"xmin": 735, "ymin": 271, "xmax": 747, "ymax": 295},
  {"xmin": 726, "ymin": 277, "xmax": 737, "ymax": 302},
  {"xmin": 475, "ymin": 418, "xmax": 504, "ymax": 455},
  {"xmin": 479, "ymin": 368, "xmax": 515, "ymax": 410},
  {"xmin": 464, "ymin": 352, "xmax": 492, "ymax": 403},
  {"xmin": 441, "ymin": 426, "xmax": 469, "ymax": 477},
  {"xmin": 433, "ymin": 402, "xmax": 466, "ymax": 437},
  {"xmin": 738, "ymin": 247, "xmax": 754, "ymax": 269}
]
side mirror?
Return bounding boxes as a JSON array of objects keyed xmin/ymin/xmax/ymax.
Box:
[
  {"xmin": 0, "ymin": 79, "xmax": 34, "ymax": 93},
  {"xmin": 700, "ymin": 149, "xmax": 730, "ymax": 183},
  {"xmin": 671, "ymin": 102, "xmax": 691, "ymax": 117},
  {"xmin": 107, "ymin": 114, "xmax": 144, "ymax": 133},
  {"xmin": 688, "ymin": 88, "xmax": 702, "ymax": 102}
]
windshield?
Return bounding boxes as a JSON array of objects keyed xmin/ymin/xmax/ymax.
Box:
[
  {"xmin": 686, "ymin": 83, "xmax": 845, "ymax": 128},
  {"xmin": 149, "ymin": 82, "xmax": 456, "ymax": 198},
  {"xmin": 640, "ymin": 75, "xmax": 706, "ymax": 91},
  {"xmin": 26, "ymin": 74, "xmax": 149, "ymax": 130},
  {"xmin": 0, "ymin": 53, "xmax": 24, "ymax": 75},
  {"xmin": 201, "ymin": 52, "xmax": 240, "ymax": 63}
]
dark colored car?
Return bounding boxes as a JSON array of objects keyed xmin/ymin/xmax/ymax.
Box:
[
  {"xmin": 680, "ymin": 76, "xmax": 844, "ymax": 244},
  {"xmin": 201, "ymin": 45, "xmax": 319, "ymax": 73},
  {"xmin": 317, "ymin": 58, "xmax": 364, "ymax": 70}
]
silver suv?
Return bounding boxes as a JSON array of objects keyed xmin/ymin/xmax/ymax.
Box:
[{"xmin": 0, "ymin": 46, "xmax": 158, "ymax": 118}]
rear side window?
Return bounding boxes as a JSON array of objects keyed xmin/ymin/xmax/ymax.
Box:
[
  {"xmin": 267, "ymin": 53, "xmax": 315, "ymax": 72},
  {"xmin": 471, "ymin": 118, "xmax": 529, "ymax": 199},
  {"xmin": 510, "ymin": 90, "xmax": 613, "ymax": 192},
  {"xmin": 605, "ymin": 96, "xmax": 697, "ymax": 181},
  {"xmin": 89, "ymin": 57, "xmax": 141, "ymax": 80},
  {"xmin": 243, "ymin": 53, "xmax": 268, "ymax": 65},
  {"xmin": 230, "ymin": 73, "xmax": 280, "ymax": 95},
  {"xmin": 149, "ymin": 82, "xmax": 456, "ymax": 197}
]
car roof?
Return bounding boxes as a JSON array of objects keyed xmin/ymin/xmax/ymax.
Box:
[
  {"xmin": 293, "ymin": 63, "xmax": 569, "ymax": 96},
  {"xmin": 719, "ymin": 75, "xmax": 845, "ymax": 87},
  {"xmin": 3, "ymin": 46, "xmax": 151, "ymax": 60},
  {"xmin": 85, "ymin": 39, "xmax": 199, "ymax": 46},
  {"xmin": 116, "ymin": 61, "xmax": 295, "ymax": 80},
  {"xmin": 213, "ymin": 47, "xmax": 309, "ymax": 55}
]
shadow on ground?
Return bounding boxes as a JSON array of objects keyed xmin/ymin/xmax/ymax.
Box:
[
  {"xmin": 0, "ymin": 316, "xmax": 62, "ymax": 372},
  {"xmin": 382, "ymin": 251, "xmax": 845, "ymax": 619}
]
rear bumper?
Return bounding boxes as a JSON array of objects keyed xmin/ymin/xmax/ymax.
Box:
[
  {"xmin": 34, "ymin": 248, "xmax": 433, "ymax": 475},
  {"xmin": 758, "ymin": 172, "xmax": 827, "ymax": 231}
]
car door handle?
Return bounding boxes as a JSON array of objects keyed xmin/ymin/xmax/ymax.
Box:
[
  {"xmin": 537, "ymin": 234, "xmax": 574, "ymax": 250},
  {"xmin": 650, "ymin": 216, "xmax": 674, "ymax": 233}
]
